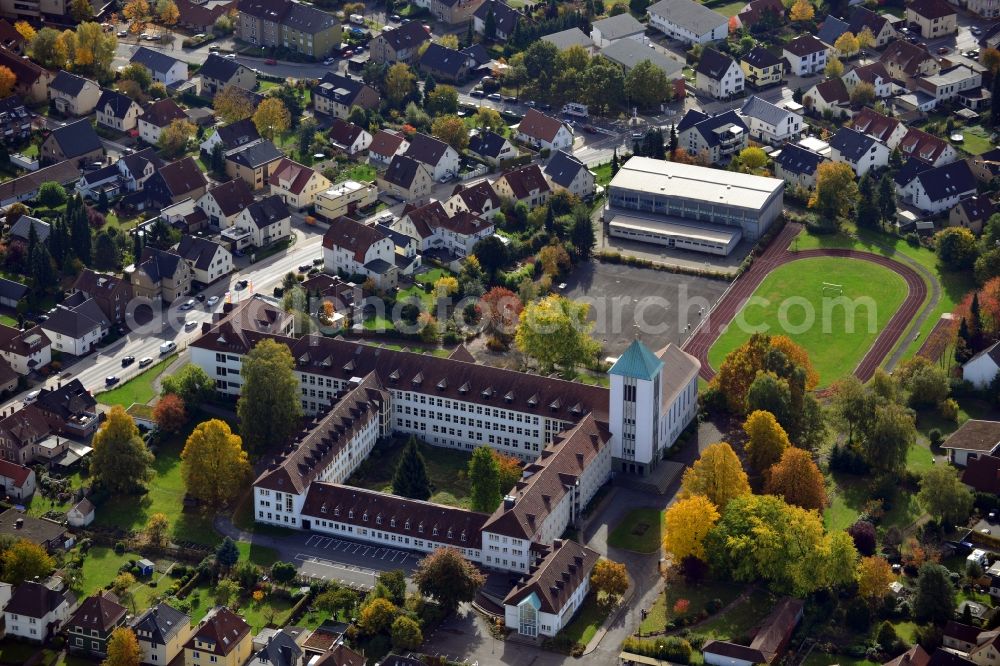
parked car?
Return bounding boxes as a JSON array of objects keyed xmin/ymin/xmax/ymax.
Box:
[
  {"xmin": 266, "ymin": 58, "xmax": 277, "ymax": 65},
  {"xmin": 160, "ymin": 341, "xmax": 177, "ymax": 355},
  {"xmin": 117, "ymin": 30, "xmax": 127, "ymax": 37},
  {"xmin": 179, "ymin": 299, "xmax": 195, "ymax": 310},
  {"xmin": 972, "ymin": 26, "xmax": 983, "ymax": 35},
  {"xmin": 207, "ymin": 295, "xmax": 220, "ymax": 306},
  {"xmin": 121, "ymin": 355, "xmax": 135, "ymax": 367},
  {"xmin": 105, "ymin": 376, "xmax": 120, "ymax": 386},
  {"xmin": 24, "ymin": 390, "xmax": 40, "ymax": 403},
  {"xmin": 298, "ymin": 264, "xmax": 312, "ymax": 272},
  {"xmin": 139, "ymin": 357, "xmax": 153, "ymax": 368},
  {"xmin": 937, "ymin": 46, "xmax": 950, "ymax": 54},
  {"xmin": 487, "ymin": 93, "xmax": 501, "ymax": 101},
  {"xmin": 235, "ymin": 279, "xmax": 249, "ymax": 290},
  {"xmin": 196, "ymin": 293, "xmax": 206, "ymax": 302},
  {"xmin": 323, "ymin": 57, "xmax": 336, "ymax": 65},
  {"xmin": 470, "ymin": 89, "xmax": 485, "ymax": 98},
  {"xmin": 225, "ymin": 53, "xmax": 237, "ymax": 59}
]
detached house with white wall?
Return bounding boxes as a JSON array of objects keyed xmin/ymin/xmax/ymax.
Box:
[
  {"xmin": 95, "ymin": 90, "xmax": 143, "ymax": 132},
  {"xmin": 648, "ymin": 0, "xmax": 727, "ymax": 44},
  {"xmin": 268, "ymin": 159, "xmax": 332, "ymax": 210},
  {"xmin": 5, "ymin": 581, "xmax": 73, "ymax": 642},
  {"xmin": 739, "ymin": 96, "xmax": 801, "ymax": 145},
  {"xmin": 403, "ymin": 132, "xmax": 460, "ymax": 182},
  {"xmin": 515, "ymin": 109, "xmax": 574, "ymax": 153},
  {"xmin": 590, "ymin": 13, "xmax": 646, "ymax": 47},
  {"xmin": 829, "ymin": 127, "xmax": 889, "ymax": 177},
  {"xmin": 322, "ymin": 216, "xmax": 398, "ymax": 288},
  {"xmin": 783, "ymin": 35, "xmax": 828, "ymax": 76},
  {"xmin": 695, "ymin": 49, "xmax": 745, "ymax": 100}
]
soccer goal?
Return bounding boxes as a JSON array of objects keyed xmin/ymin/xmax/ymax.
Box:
[{"xmin": 822, "ymin": 282, "xmax": 843, "ymax": 295}]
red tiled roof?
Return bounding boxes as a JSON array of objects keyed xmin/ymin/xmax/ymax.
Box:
[
  {"xmin": 517, "ymin": 109, "xmax": 566, "ymax": 143},
  {"xmin": 0, "ymin": 458, "xmax": 32, "ymax": 487},
  {"xmin": 269, "ymin": 158, "xmax": 317, "ymax": 195},
  {"xmin": 185, "ymin": 608, "xmax": 249, "ymax": 657}
]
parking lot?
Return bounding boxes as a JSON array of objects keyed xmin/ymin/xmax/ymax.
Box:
[{"xmin": 292, "ymin": 534, "xmax": 419, "ymax": 590}]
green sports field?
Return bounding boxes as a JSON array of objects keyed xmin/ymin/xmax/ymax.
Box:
[{"xmin": 707, "ymin": 257, "xmax": 908, "ymax": 387}]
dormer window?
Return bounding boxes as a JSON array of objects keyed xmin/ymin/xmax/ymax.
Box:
[
  {"xmin": 390, "ymin": 518, "xmax": 396, "ymax": 527},
  {"xmin": 418, "ymin": 522, "xmax": 424, "ymax": 533},
  {"xmin": 363, "ymin": 512, "xmax": 368, "ymax": 522},
  {"xmin": 376, "ymin": 515, "xmax": 382, "ymax": 525},
  {"xmin": 447, "ymin": 529, "xmax": 453, "ymax": 539},
  {"xmin": 432, "ymin": 527, "xmax": 439, "ymax": 536},
  {"xmin": 461, "ymin": 531, "xmax": 466, "ymax": 542},
  {"xmin": 405, "ymin": 520, "xmax": 410, "ymax": 529},
  {"xmin": 348, "ymin": 510, "xmax": 354, "ymax": 518}
]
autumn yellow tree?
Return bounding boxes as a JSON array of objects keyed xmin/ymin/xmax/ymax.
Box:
[
  {"xmin": 122, "ymin": 0, "xmax": 151, "ymax": 33},
  {"xmin": 663, "ymin": 494, "xmax": 719, "ymax": 562},
  {"xmin": 765, "ymin": 447, "xmax": 828, "ymax": 510},
  {"xmin": 1, "ymin": 540, "xmax": 54, "ymax": 584},
  {"xmin": 590, "ymin": 559, "xmax": 628, "ymax": 603},
  {"xmin": 156, "ymin": 0, "xmax": 179, "ymax": 24},
  {"xmin": 253, "ymin": 97, "xmax": 290, "ymax": 141},
  {"xmin": 856, "ymin": 556, "xmax": 895, "ymax": 605},
  {"xmin": 158, "ymin": 118, "xmax": 196, "ymax": 157},
  {"xmin": 385, "ymin": 62, "xmax": 416, "ymax": 107},
  {"xmin": 214, "ymin": 85, "xmax": 254, "ymax": 123},
  {"xmin": 856, "ymin": 26, "xmax": 876, "ymax": 50},
  {"xmin": 789, "ymin": 0, "xmax": 814, "ymax": 22},
  {"xmin": 105, "ymin": 627, "xmax": 142, "ymax": 666},
  {"xmin": 825, "ymin": 56, "xmax": 844, "ymax": 78},
  {"xmin": 0, "ymin": 66, "xmax": 15, "ymax": 98},
  {"xmin": 679, "ymin": 442, "xmax": 750, "ymax": 510},
  {"xmin": 834, "ymin": 32, "xmax": 860, "ymax": 58},
  {"xmin": 430, "ymin": 114, "xmax": 468, "ymax": 151},
  {"xmin": 981, "ymin": 47, "xmax": 1000, "ymax": 74},
  {"xmin": 538, "ymin": 244, "xmax": 571, "ymax": 277},
  {"xmin": 14, "ymin": 21, "xmax": 35, "ymax": 42},
  {"xmin": 181, "ymin": 419, "xmax": 251, "ymax": 505},
  {"xmin": 358, "ymin": 597, "xmax": 397, "ymax": 635},
  {"xmin": 811, "ymin": 160, "xmax": 858, "ymax": 220},
  {"xmin": 743, "ymin": 410, "xmax": 790, "ymax": 472},
  {"xmin": 143, "ymin": 512, "xmax": 170, "ymax": 547}
]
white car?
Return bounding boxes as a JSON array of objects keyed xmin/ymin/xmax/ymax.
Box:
[
  {"xmin": 225, "ymin": 53, "xmax": 237, "ymax": 59},
  {"xmin": 323, "ymin": 57, "xmax": 335, "ymax": 65},
  {"xmin": 179, "ymin": 299, "xmax": 195, "ymax": 311},
  {"xmin": 207, "ymin": 295, "xmax": 220, "ymax": 306},
  {"xmin": 24, "ymin": 390, "xmax": 40, "ymax": 403}
]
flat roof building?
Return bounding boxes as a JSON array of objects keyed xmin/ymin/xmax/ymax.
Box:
[{"xmin": 605, "ymin": 156, "xmax": 783, "ymax": 254}]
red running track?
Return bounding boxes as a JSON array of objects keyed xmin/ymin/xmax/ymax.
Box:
[{"xmin": 683, "ymin": 223, "xmax": 928, "ymax": 384}]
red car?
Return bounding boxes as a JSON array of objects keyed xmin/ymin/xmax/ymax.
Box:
[{"xmin": 265, "ymin": 58, "xmax": 277, "ymax": 65}]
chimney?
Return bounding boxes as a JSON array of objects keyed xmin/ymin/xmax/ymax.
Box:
[{"xmin": 502, "ymin": 494, "xmax": 515, "ymax": 510}]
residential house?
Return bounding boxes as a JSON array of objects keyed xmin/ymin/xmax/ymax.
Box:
[
  {"xmin": 896, "ymin": 159, "xmax": 977, "ymax": 215},
  {"xmin": 843, "ymin": 62, "xmax": 894, "ymax": 99},
  {"xmin": 942, "ymin": 419, "xmax": 1000, "ymax": 466},
  {"xmin": 515, "ymin": 109, "xmax": 575, "ymax": 152},
  {"xmin": 676, "ymin": 109, "xmax": 749, "ymax": 164},
  {"xmin": 48, "ymin": 71, "xmax": 101, "ymax": 117},
  {"xmin": 880, "ymin": 41, "xmax": 940, "ymax": 85},
  {"xmin": 41, "ymin": 119, "xmax": 103, "ymax": 168},
  {"xmin": 183, "ymin": 607, "xmax": 252, "ymax": 666},
  {"xmin": 130, "ymin": 247, "xmax": 192, "ymax": 303},
  {"xmin": 199, "ymin": 118, "xmax": 261, "ymax": 158},
  {"xmin": 647, "ymin": 0, "xmax": 728, "ymax": 44},
  {"xmin": 541, "ymin": 28, "xmax": 596, "ymax": 54},
  {"xmin": 445, "ymin": 180, "xmax": 502, "ymax": 220},
  {"xmin": 76, "ymin": 148, "xmax": 165, "ymax": 202},
  {"xmin": 774, "ymin": 142, "xmax": 826, "ymax": 188},
  {"xmin": 944, "ymin": 622, "xmax": 983, "ymax": 655},
  {"xmin": 0, "ymin": 325, "xmax": 49, "ymax": 374},
  {"xmin": 898, "ymin": 127, "xmax": 956, "ymax": 166},
  {"xmin": 368, "ymin": 130, "xmax": 410, "ymax": 166},
  {"xmin": 0, "ymin": 357, "xmax": 15, "ymax": 395},
  {"xmin": 847, "ymin": 6, "xmax": 897, "ymax": 47},
  {"xmin": 197, "ymin": 179, "xmax": 256, "ymax": 229},
  {"xmin": 393, "ymin": 200, "xmax": 494, "ymax": 257},
  {"xmin": 132, "ymin": 603, "xmax": 194, "ymax": 666},
  {"xmin": 702, "ymin": 599, "xmax": 803, "ymax": 666},
  {"xmin": 226, "ymin": 141, "xmax": 284, "ymax": 190},
  {"xmin": 503, "ymin": 540, "xmax": 599, "ymax": 638},
  {"xmin": 468, "ymin": 130, "xmax": 516, "ymax": 166},
  {"xmin": 198, "ymin": 54, "xmax": 257, "ymax": 97},
  {"xmin": 4, "ymin": 581, "xmax": 73, "ymax": 642},
  {"xmin": 736, "ymin": 0, "xmax": 785, "ymax": 30},
  {"xmin": 804, "ymin": 78, "xmax": 850, "ymax": 116},
  {"xmin": 328, "ymin": 119, "xmax": 373, "ymax": 155},
  {"xmin": 543, "ymin": 150, "xmax": 595, "ymax": 199},
  {"xmin": 0, "ymin": 161, "xmax": 78, "ymax": 207},
  {"xmin": 949, "ymin": 195, "xmax": 994, "ymax": 234},
  {"xmin": 0, "ymin": 47, "xmax": 53, "ymax": 104},
  {"xmin": 0, "ymin": 96, "xmax": 32, "ymax": 145},
  {"xmin": 915, "ymin": 65, "xmax": 983, "ymax": 106},
  {"xmin": 235, "ymin": 195, "xmax": 291, "ymax": 248},
  {"xmin": 236, "ymin": 0, "xmax": 342, "ymax": 60},
  {"xmin": 740, "ymin": 96, "xmax": 801, "ymax": 145},
  {"xmin": 322, "ymin": 216, "xmax": 399, "ymax": 288},
  {"xmin": 129, "ymin": 47, "xmax": 188, "ymax": 87},
  {"xmin": 829, "ymin": 126, "xmax": 890, "ymax": 176},
  {"xmin": 741, "ymin": 47, "xmax": 783, "ymax": 89},
  {"xmin": 95, "ymin": 90, "xmax": 143, "ymax": 132},
  {"xmin": 33, "ymin": 378, "xmax": 99, "ymax": 439},
  {"xmin": 0, "ymin": 405, "xmax": 54, "ymax": 465},
  {"xmin": 145, "ymin": 157, "xmax": 209, "ymax": 207},
  {"xmin": 493, "ymin": 163, "xmax": 551, "ymax": 208},
  {"xmin": 138, "ymin": 98, "xmax": 188, "ymax": 146},
  {"xmin": 175, "ymin": 0, "xmax": 236, "ymax": 32},
  {"xmin": 0, "ymin": 459, "xmax": 34, "ymax": 500},
  {"xmin": 312, "ymin": 72, "xmax": 380, "ymax": 120},
  {"xmin": 906, "ymin": 0, "xmax": 956, "ymax": 39},
  {"xmin": 599, "ymin": 39, "xmax": 685, "ymax": 93},
  {"xmin": 314, "ymin": 180, "xmax": 378, "ymax": 220},
  {"xmin": 176, "ymin": 235, "xmax": 233, "ymax": 285},
  {"xmin": 968, "ymin": 0, "xmax": 1000, "ymax": 18},
  {"xmin": 71, "ymin": 270, "xmax": 133, "ymax": 326},
  {"xmin": 782, "ymin": 35, "xmax": 828, "ymax": 76},
  {"xmin": 429, "ymin": 0, "xmax": 485, "ymax": 25},
  {"xmin": 963, "ymin": 341, "xmax": 1000, "ymax": 389},
  {"xmin": 67, "ymin": 591, "xmax": 127, "ymax": 657},
  {"xmin": 403, "ymin": 132, "xmax": 461, "ymax": 182},
  {"xmin": 370, "ymin": 22, "xmax": 430, "ymax": 64},
  {"xmin": 377, "ymin": 155, "xmax": 434, "ymax": 202},
  {"xmin": 0, "ymin": 512, "xmax": 68, "ymax": 554},
  {"xmin": 0, "ymin": 276, "xmax": 26, "ymax": 308},
  {"xmin": 418, "ymin": 43, "xmax": 473, "ymax": 83},
  {"xmin": 473, "ymin": 0, "xmax": 522, "ymax": 40},
  {"xmin": 66, "ymin": 499, "xmax": 94, "ymax": 527},
  {"xmin": 269, "ymin": 159, "xmax": 332, "ymax": 210},
  {"xmin": 9, "ymin": 215, "xmax": 50, "ymax": 249},
  {"xmin": 590, "ymin": 13, "xmax": 646, "ymax": 47},
  {"xmin": 39, "ymin": 298, "xmax": 109, "ymax": 356},
  {"xmin": 695, "ymin": 48, "xmax": 745, "ymax": 99},
  {"xmin": 249, "ymin": 629, "xmax": 303, "ymax": 666},
  {"xmin": 0, "ymin": 20, "xmax": 24, "ymax": 54}
]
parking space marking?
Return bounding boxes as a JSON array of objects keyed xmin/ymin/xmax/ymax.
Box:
[{"xmin": 301, "ymin": 535, "xmax": 416, "ymax": 566}]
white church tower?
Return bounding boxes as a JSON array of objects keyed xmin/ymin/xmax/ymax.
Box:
[{"xmin": 608, "ymin": 339, "xmax": 701, "ymax": 476}]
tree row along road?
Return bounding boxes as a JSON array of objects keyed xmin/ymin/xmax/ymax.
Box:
[{"xmin": 683, "ymin": 223, "xmax": 928, "ymax": 384}]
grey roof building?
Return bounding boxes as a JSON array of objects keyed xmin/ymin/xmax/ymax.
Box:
[
  {"xmin": 599, "ymin": 39, "xmax": 684, "ymax": 79},
  {"xmin": 541, "ymin": 27, "xmax": 594, "ymax": 52},
  {"xmin": 9, "ymin": 215, "xmax": 50, "ymax": 245}
]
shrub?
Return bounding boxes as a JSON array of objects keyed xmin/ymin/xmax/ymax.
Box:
[
  {"xmin": 939, "ymin": 398, "xmax": 959, "ymax": 422},
  {"xmin": 705, "ymin": 598, "xmax": 723, "ymax": 614},
  {"xmin": 114, "ymin": 541, "xmax": 126, "ymax": 555},
  {"xmin": 621, "ymin": 637, "xmax": 693, "ymax": 664},
  {"xmin": 928, "ymin": 428, "xmax": 943, "ymax": 449}
]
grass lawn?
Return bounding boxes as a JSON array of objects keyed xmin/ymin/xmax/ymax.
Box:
[
  {"xmin": 346, "ymin": 437, "xmax": 475, "ymax": 509},
  {"xmin": 180, "ymin": 584, "xmax": 295, "ymax": 630},
  {"xmin": 824, "ymin": 473, "xmax": 923, "ymax": 532},
  {"xmin": 640, "ymin": 579, "xmax": 745, "ymax": 634},
  {"xmin": 593, "ymin": 162, "xmax": 612, "ymax": 186},
  {"xmin": 23, "ymin": 469, "xmax": 84, "ymax": 518},
  {"xmin": 340, "ymin": 163, "xmax": 376, "ymax": 183},
  {"xmin": 691, "ymin": 588, "xmax": 775, "ymax": 642},
  {"xmin": 413, "ymin": 267, "xmax": 452, "ymax": 286},
  {"xmin": 363, "ymin": 314, "xmax": 396, "ymax": 333},
  {"xmin": 397, "ymin": 283, "xmax": 438, "ymax": 311},
  {"xmin": 557, "ymin": 592, "xmax": 609, "ymax": 647},
  {"xmin": 93, "ymin": 421, "xmax": 218, "ymax": 546},
  {"xmin": 791, "ymin": 224, "xmax": 975, "ymax": 362},
  {"xmin": 707, "ymin": 257, "xmax": 908, "ymax": 386},
  {"xmin": 802, "ymin": 653, "xmax": 879, "ymax": 666},
  {"xmin": 96, "ymin": 354, "xmax": 177, "ymax": 407},
  {"xmin": 955, "ymin": 125, "xmax": 993, "ymax": 156},
  {"xmin": 73, "ymin": 545, "xmax": 180, "ymax": 611},
  {"xmin": 703, "ymin": 0, "xmax": 744, "ymax": 15},
  {"xmin": 906, "ymin": 442, "xmax": 935, "ymax": 474},
  {"xmin": 236, "ymin": 541, "xmax": 282, "ymax": 567},
  {"xmin": 0, "ymin": 314, "xmax": 15, "ymax": 326},
  {"xmin": 607, "ymin": 508, "xmax": 662, "ymax": 554}
]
